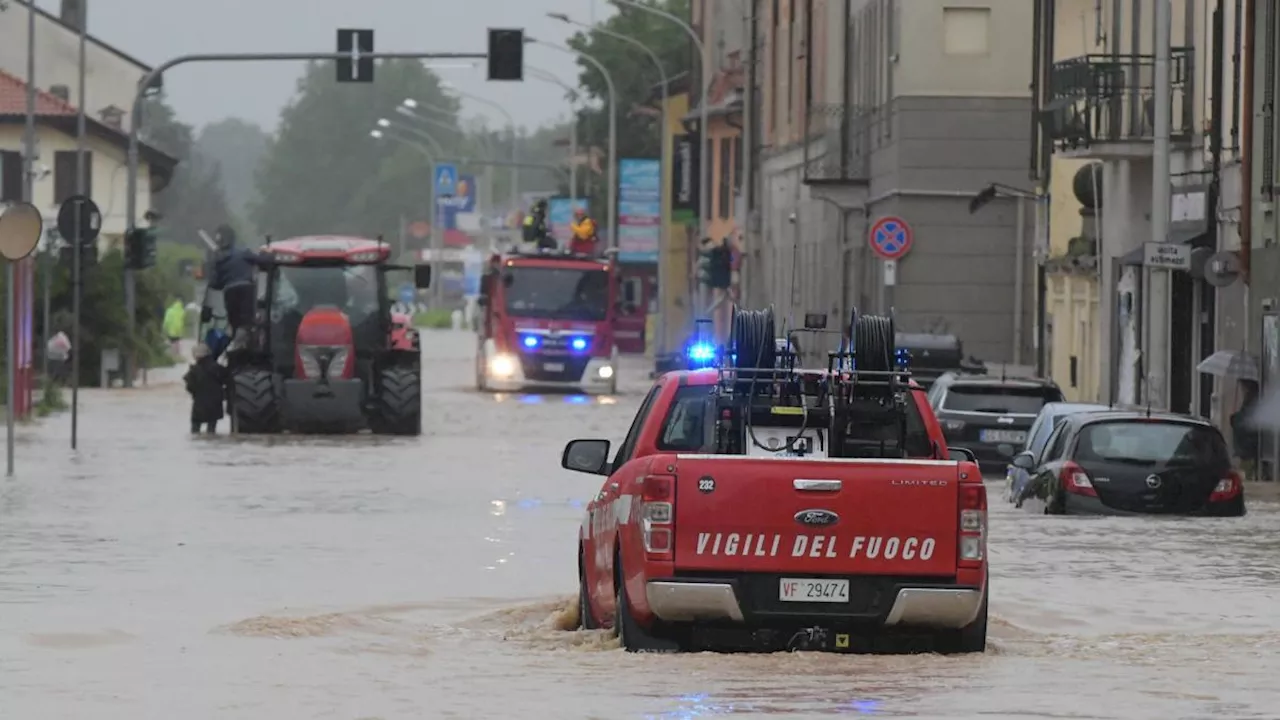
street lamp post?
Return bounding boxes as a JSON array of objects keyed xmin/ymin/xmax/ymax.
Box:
[
  {"xmin": 530, "ymin": 38, "xmax": 618, "ymax": 251},
  {"xmin": 610, "ymin": 0, "xmax": 709, "ymax": 242},
  {"xmin": 376, "ymin": 118, "xmax": 446, "ymax": 306},
  {"xmin": 377, "ymin": 116, "xmax": 445, "ymax": 154},
  {"xmin": 526, "ymin": 66, "xmax": 582, "ymax": 206},
  {"xmin": 548, "ymin": 12, "xmax": 671, "ymax": 358},
  {"xmin": 398, "ymin": 101, "xmax": 498, "ymax": 227},
  {"xmin": 437, "ymin": 83, "xmax": 520, "ymax": 216}
]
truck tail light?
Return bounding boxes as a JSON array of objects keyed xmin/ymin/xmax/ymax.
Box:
[
  {"xmin": 1060, "ymin": 461, "xmax": 1097, "ymax": 497},
  {"xmin": 958, "ymin": 483, "xmax": 986, "ymax": 569},
  {"xmin": 641, "ymin": 475, "xmax": 674, "ymax": 559},
  {"xmin": 1210, "ymin": 470, "xmax": 1243, "ymax": 502}
]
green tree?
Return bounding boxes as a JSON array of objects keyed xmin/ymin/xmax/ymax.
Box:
[
  {"xmin": 141, "ymin": 96, "xmax": 240, "ymax": 246},
  {"xmin": 565, "ymin": 0, "xmax": 692, "ymax": 217},
  {"xmin": 252, "ymin": 59, "xmax": 463, "ymax": 240},
  {"xmin": 197, "ymin": 117, "xmax": 271, "ymax": 228}
]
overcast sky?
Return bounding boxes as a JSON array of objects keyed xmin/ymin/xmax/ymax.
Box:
[{"xmin": 47, "ymin": 0, "xmax": 611, "ymax": 134}]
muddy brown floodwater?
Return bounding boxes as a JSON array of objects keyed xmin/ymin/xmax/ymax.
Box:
[{"xmin": 2, "ymin": 330, "xmax": 1279, "ymax": 719}]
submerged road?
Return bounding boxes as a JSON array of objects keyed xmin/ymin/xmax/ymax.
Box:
[{"xmin": 1, "ymin": 330, "xmax": 1278, "ymax": 718}]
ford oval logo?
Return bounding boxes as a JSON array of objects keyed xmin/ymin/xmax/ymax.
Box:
[{"xmin": 794, "ymin": 509, "xmax": 839, "ymax": 527}]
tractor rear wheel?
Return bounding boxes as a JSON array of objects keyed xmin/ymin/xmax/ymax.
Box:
[
  {"xmin": 372, "ymin": 367, "xmax": 421, "ymax": 435},
  {"xmin": 231, "ymin": 368, "xmax": 281, "ymax": 434}
]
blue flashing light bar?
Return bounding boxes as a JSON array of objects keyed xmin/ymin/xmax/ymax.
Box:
[
  {"xmin": 570, "ymin": 337, "xmax": 589, "ymax": 352},
  {"xmin": 521, "ymin": 334, "xmax": 540, "ymax": 349},
  {"xmin": 687, "ymin": 342, "xmax": 717, "ymax": 367}
]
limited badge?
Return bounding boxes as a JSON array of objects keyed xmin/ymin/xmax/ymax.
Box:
[{"xmin": 697, "ymin": 476, "xmax": 715, "ymax": 493}]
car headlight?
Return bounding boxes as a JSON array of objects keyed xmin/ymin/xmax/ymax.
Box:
[
  {"xmin": 597, "ymin": 365, "xmax": 614, "ymax": 379},
  {"xmin": 489, "ymin": 354, "xmax": 516, "ymax": 378}
]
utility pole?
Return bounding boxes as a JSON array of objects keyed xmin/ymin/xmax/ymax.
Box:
[
  {"xmin": 73, "ymin": 0, "xmax": 88, "ymax": 448},
  {"xmin": 1147, "ymin": 0, "xmax": 1173, "ymax": 408},
  {"xmin": 11, "ymin": 0, "xmax": 37, "ymax": 477}
]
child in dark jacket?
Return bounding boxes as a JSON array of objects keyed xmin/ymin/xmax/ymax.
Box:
[{"xmin": 184, "ymin": 344, "xmax": 228, "ymax": 433}]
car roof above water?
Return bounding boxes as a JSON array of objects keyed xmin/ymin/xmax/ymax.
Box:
[
  {"xmin": 1041, "ymin": 401, "xmax": 1110, "ymax": 416},
  {"xmin": 941, "ymin": 373, "xmax": 1059, "ymax": 390},
  {"xmin": 1064, "ymin": 409, "xmax": 1218, "ymax": 431}
]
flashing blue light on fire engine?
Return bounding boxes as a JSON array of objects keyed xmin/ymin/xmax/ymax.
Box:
[
  {"xmin": 687, "ymin": 342, "xmax": 717, "ymax": 367},
  {"xmin": 895, "ymin": 347, "xmax": 912, "ymax": 369},
  {"xmin": 521, "ymin": 334, "xmax": 540, "ymax": 349},
  {"xmin": 570, "ymin": 337, "xmax": 588, "ymax": 352}
]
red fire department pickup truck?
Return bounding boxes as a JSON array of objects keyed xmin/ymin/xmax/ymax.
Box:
[{"xmin": 562, "ymin": 310, "xmax": 988, "ymax": 653}]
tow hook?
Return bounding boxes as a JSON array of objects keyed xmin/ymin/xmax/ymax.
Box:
[
  {"xmin": 786, "ymin": 626, "xmax": 829, "ymax": 652},
  {"xmin": 313, "ymin": 351, "xmax": 336, "ymax": 398}
]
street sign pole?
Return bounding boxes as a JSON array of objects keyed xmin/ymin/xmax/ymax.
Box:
[
  {"xmin": 56, "ymin": 194, "xmax": 101, "ymax": 449},
  {"xmin": 72, "ymin": 209, "xmax": 81, "ymax": 448},
  {"xmin": 122, "ymin": 49, "xmax": 488, "ymax": 386},
  {"xmin": 0, "ymin": 202, "xmax": 44, "ymax": 477}
]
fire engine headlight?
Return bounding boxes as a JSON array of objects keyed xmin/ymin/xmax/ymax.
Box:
[
  {"xmin": 489, "ymin": 354, "xmax": 516, "ymax": 378},
  {"xmin": 597, "ymin": 365, "xmax": 614, "ymax": 379}
]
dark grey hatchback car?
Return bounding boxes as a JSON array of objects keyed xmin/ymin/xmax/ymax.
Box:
[{"xmin": 1009, "ymin": 410, "xmax": 1246, "ymax": 517}]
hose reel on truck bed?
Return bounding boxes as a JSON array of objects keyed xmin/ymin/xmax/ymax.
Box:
[{"xmin": 707, "ymin": 306, "xmax": 917, "ymax": 460}]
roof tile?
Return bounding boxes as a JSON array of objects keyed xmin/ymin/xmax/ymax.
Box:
[{"xmin": 0, "ymin": 69, "xmax": 77, "ymax": 116}]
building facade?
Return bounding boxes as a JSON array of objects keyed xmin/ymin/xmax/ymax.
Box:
[
  {"xmin": 0, "ymin": 70, "xmax": 174, "ymax": 252},
  {"xmin": 1244, "ymin": 0, "xmax": 1280, "ymax": 480},
  {"xmin": 1032, "ymin": 0, "xmax": 1249, "ymax": 423},
  {"xmin": 0, "ymin": 1, "xmax": 153, "ymax": 131},
  {"xmin": 742, "ymin": 0, "xmax": 1037, "ymax": 365}
]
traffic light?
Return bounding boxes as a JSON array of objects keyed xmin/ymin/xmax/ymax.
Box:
[
  {"xmin": 487, "ymin": 29, "xmax": 524, "ymax": 81},
  {"xmin": 125, "ymin": 227, "xmax": 157, "ymax": 270}
]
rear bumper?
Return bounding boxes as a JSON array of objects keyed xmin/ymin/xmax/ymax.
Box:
[
  {"xmin": 280, "ymin": 378, "xmax": 365, "ymax": 430},
  {"xmin": 1062, "ymin": 492, "xmax": 1246, "ymax": 517},
  {"xmin": 645, "ymin": 578, "xmax": 983, "ymax": 630}
]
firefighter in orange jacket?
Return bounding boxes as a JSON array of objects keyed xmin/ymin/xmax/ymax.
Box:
[{"xmin": 569, "ymin": 207, "xmax": 598, "ymax": 256}]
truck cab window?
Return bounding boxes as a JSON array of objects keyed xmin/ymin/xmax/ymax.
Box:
[
  {"xmin": 613, "ymin": 385, "xmax": 662, "ymax": 469},
  {"xmin": 658, "ymin": 385, "xmax": 713, "ymax": 451}
]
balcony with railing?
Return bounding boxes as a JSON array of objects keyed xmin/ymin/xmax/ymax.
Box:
[
  {"xmin": 1040, "ymin": 49, "xmax": 1195, "ymax": 158},
  {"xmin": 802, "ymin": 103, "xmax": 875, "ymax": 185}
]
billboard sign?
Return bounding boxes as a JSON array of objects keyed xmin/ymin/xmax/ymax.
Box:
[
  {"xmin": 436, "ymin": 173, "xmax": 478, "ymax": 230},
  {"xmin": 618, "ymin": 158, "xmax": 660, "ymax": 263}
]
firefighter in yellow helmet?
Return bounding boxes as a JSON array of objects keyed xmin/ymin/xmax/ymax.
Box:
[{"xmin": 569, "ymin": 207, "xmax": 598, "ymax": 256}]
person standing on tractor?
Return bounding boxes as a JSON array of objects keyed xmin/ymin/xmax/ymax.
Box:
[
  {"xmin": 569, "ymin": 207, "xmax": 598, "ymax": 256},
  {"xmin": 522, "ymin": 199, "xmax": 557, "ymax": 250},
  {"xmin": 208, "ymin": 224, "xmax": 268, "ymax": 349}
]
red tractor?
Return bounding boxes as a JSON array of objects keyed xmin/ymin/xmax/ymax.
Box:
[
  {"xmin": 475, "ymin": 248, "xmax": 620, "ymax": 394},
  {"xmin": 226, "ymin": 235, "xmax": 431, "ymax": 435}
]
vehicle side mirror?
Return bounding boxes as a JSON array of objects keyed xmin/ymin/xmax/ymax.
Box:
[
  {"xmin": 562, "ymin": 439, "xmax": 612, "ymax": 475},
  {"xmin": 948, "ymin": 447, "xmax": 977, "ymax": 463},
  {"xmin": 1011, "ymin": 451, "xmax": 1036, "ymax": 470},
  {"xmin": 413, "ymin": 264, "xmax": 432, "ymax": 288}
]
